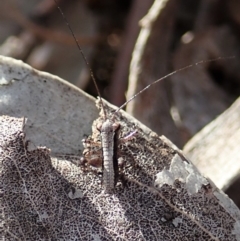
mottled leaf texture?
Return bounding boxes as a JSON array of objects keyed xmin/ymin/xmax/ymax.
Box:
[{"xmin": 1, "ymin": 111, "xmax": 240, "ymax": 240}]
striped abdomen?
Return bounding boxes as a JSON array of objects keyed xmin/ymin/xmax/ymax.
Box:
[{"xmin": 100, "ymin": 119, "xmax": 119, "ymax": 192}]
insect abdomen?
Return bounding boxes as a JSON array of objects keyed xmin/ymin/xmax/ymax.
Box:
[{"xmin": 101, "ymin": 119, "xmax": 119, "ymax": 192}]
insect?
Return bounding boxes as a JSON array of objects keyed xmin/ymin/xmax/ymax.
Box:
[
  {"xmin": 54, "ymin": 0, "xmax": 129, "ymax": 193},
  {"xmin": 54, "ymin": 0, "xmax": 231, "ymax": 193}
]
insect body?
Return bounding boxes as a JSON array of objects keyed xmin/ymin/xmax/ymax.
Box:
[
  {"xmin": 54, "ymin": 0, "xmax": 230, "ymax": 193},
  {"xmin": 53, "ymin": 2, "xmax": 128, "ymax": 192},
  {"xmin": 99, "ymin": 119, "xmax": 120, "ymax": 192},
  {"xmin": 81, "ymin": 103, "xmax": 138, "ymax": 192}
]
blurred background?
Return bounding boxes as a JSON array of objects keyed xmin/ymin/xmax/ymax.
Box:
[{"xmin": 1, "ymin": 0, "xmax": 240, "ymax": 206}]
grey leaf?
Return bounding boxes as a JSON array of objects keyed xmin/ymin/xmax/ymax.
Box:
[{"xmin": 0, "ymin": 56, "xmax": 240, "ymax": 240}]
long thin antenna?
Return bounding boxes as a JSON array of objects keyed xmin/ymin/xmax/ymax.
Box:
[
  {"xmin": 115, "ymin": 56, "xmax": 235, "ymax": 113},
  {"xmin": 53, "ymin": 0, "xmax": 234, "ymax": 119},
  {"xmin": 53, "ymin": 0, "xmax": 107, "ymax": 119}
]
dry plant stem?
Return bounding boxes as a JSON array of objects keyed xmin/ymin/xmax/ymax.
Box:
[
  {"xmin": 109, "ymin": 0, "xmax": 153, "ymax": 106},
  {"xmin": 126, "ymin": 0, "xmax": 182, "ymax": 146},
  {"xmin": 184, "ymin": 97, "xmax": 240, "ymax": 191},
  {"xmin": 171, "ymin": 26, "xmax": 238, "ymax": 138}
]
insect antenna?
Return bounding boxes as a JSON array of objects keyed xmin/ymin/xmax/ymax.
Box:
[
  {"xmin": 115, "ymin": 56, "xmax": 235, "ymax": 114},
  {"xmin": 53, "ymin": 0, "xmax": 234, "ymax": 123},
  {"xmin": 53, "ymin": 0, "xmax": 107, "ymax": 120}
]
